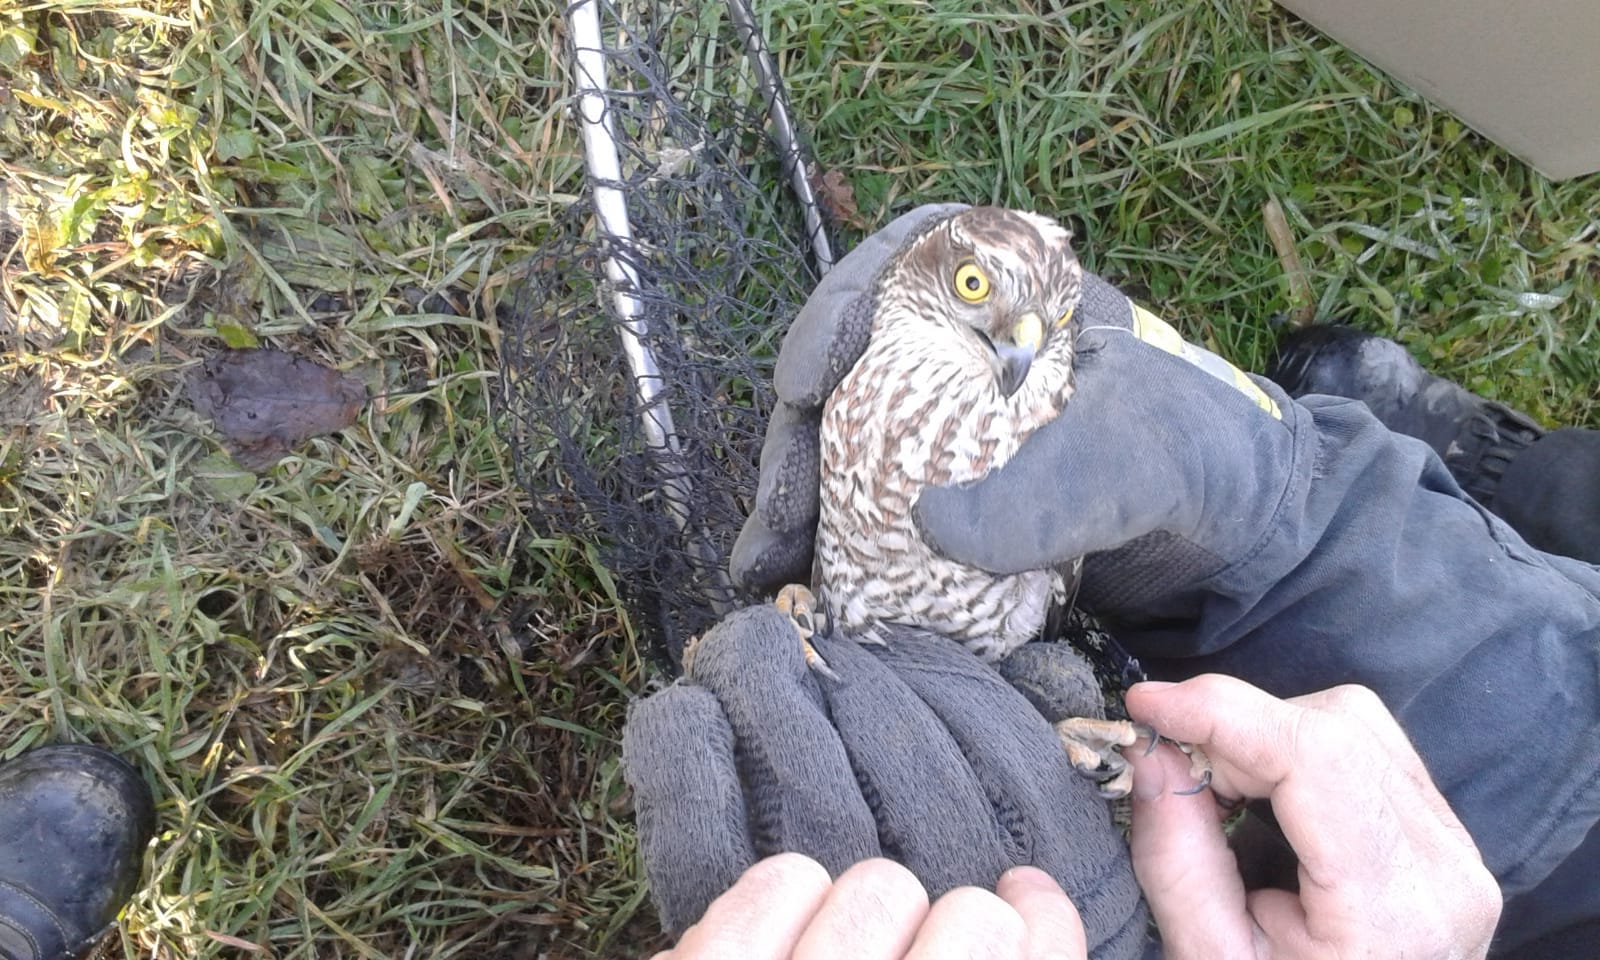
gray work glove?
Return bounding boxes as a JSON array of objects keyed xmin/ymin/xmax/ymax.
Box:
[
  {"xmin": 621, "ymin": 604, "xmax": 1151, "ymax": 959},
  {"xmin": 730, "ymin": 202, "xmax": 1297, "ymax": 623},
  {"xmin": 913, "ymin": 279, "xmax": 1298, "ymax": 621},
  {"xmin": 730, "ymin": 202, "xmax": 971, "ymax": 591}
]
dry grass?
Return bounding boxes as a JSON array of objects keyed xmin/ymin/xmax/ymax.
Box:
[
  {"xmin": 1, "ymin": 0, "xmax": 1595, "ymax": 958},
  {"xmin": 3, "ymin": 0, "xmax": 656, "ymax": 955}
]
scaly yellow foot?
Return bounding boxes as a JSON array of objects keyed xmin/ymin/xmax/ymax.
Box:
[
  {"xmin": 776, "ymin": 584, "xmax": 838, "ymax": 679},
  {"xmin": 1054, "ymin": 718, "xmax": 1212, "ymax": 799}
]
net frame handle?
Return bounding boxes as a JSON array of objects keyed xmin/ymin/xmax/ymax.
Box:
[
  {"xmin": 726, "ymin": 0, "xmax": 836, "ymax": 275},
  {"xmin": 568, "ymin": 0, "xmax": 735, "ymax": 615}
]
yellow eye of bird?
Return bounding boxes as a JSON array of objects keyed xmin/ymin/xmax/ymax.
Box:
[{"xmin": 953, "ymin": 262, "xmax": 990, "ymax": 303}]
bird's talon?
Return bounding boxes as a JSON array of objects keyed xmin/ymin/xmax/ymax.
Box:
[
  {"xmin": 1140, "ymin": 729, "xmax": 1160, "ymax": 756},
  {"xmin": 776, "ymin": 584, "xmax": 818, "ymax": 640},
  {"xmin": 1096, "ymin": 771, "xmax": 1133, "ymax": 800},
  {"xmin": 1156, "ymin": 739, "xmax": 1213, "ymax": 795},
  {"xmin": 1055, "ymin": 717, "xmax": 1150, "ymax": 800},
  {"xmin": 1054, "ymin": 719, "xmax": 1216, "ymax": 801},
  {"xmin": 1087, "ymin": 763, "xmax": 1127, "ymax": 784},
  {"xmin": 804, "ymin": 640, "xmax": 841, "ymax": 681},
  {"xmin": 778, "ymin": 585, "xmax": 842, "ymax": 678},
  {"xmin": 1184, "ymin": 745, "xmax": 1214, "ymax": 793},
  {"xmin": 680, "ymin": 631, "xmax": 706, "ymax": 676}
]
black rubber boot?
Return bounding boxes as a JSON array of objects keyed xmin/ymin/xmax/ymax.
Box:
[
  {"xmin": 0, "ymin": 745, "xmax": 155, "ymax": 960},
  {"xmin": 1267, "ymin": 325, "xmax": 1545, "ymax": 510}
]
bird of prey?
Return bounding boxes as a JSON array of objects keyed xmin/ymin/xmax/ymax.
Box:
[{"xmin": 778, "ymin": 206, "xmax": 1205, "ymax": 797}]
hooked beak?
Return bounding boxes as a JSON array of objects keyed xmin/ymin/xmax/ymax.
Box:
[{"xmin": 995, "ymin": 311, "xmax": 1045, "ymax": 398}]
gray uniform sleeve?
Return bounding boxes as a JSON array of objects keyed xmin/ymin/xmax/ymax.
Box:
[{"xmin": 1105, "ymin": 393, "xmax": 1600, "ymax": 936}]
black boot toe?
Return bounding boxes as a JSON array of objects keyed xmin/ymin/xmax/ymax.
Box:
[
  {"xmin": 1267, "ymin": 324, "xmax": 1429, "ymax": 419},
  {"xmin": 0, "ymin": 745, "xmax": 155, "ymax": 960},
  {"xmin": 1268, "ymin": 323, "xmax": 1546, "ymax": 513}
]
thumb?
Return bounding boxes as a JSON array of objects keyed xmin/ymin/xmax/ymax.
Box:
[
  {"xmin": 914, "ymin": 349, "xmax": 1184, "ymax": 576},
  {"xmin": 1126, "ymin": 743, "xmax": 1259, "ymax": 960}
]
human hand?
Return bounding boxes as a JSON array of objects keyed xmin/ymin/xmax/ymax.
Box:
[
  {"xmin": 1123, "ymin": 674, "xmax": 1500, "ymax": 959},
  {"xmin": 621, "ymin": 605, "xmax": 1149, "ymax": 958},
  {"xmin": 910, "ymin": 281, "xmax": 1303, "ymax": 618},
  {"xmin": 652, "ymin": 854, "xmax": 1089, "ymax": 960}
]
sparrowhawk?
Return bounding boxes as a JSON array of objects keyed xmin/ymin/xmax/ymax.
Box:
[{"xmin": 776, "ymin": 206, "xmax": 1207, "ymax": 797}]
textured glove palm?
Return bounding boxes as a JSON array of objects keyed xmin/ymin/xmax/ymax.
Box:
[{"xmin": 621, "ymin": 604, "xmax": 1151, "ymax": 958}]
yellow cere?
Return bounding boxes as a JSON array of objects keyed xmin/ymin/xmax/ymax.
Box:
[
  {"xmin": 953, "ymin": 262, "xmax": 991, "ymax": 302},
  {"xmin": 1012, "ymin": 312, "xmax": 1045, "ymax": 351},
  {"xmin": 1055, "ymin": 307, "xmax": 1074, "ymax": 328}
]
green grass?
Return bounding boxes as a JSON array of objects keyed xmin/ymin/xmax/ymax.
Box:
[
  {"xmin": 1, "ymin": 0, "xmax": 1595, "ymax": 957},
  {"xmin": 768, "ymin": 0, "xmax": 1598, "ymax": 423}
]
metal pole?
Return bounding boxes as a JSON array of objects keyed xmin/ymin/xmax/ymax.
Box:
[
  {"xmin": 568, "ymin": 0, "xmax": 735, "ymax": 615},
  {"xmin": 725, "ymin": 0, "xmax": 836, "ymax": 275}
]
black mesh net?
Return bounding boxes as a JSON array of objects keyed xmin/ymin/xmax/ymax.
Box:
[
  {"xmin": 497, "ymin": 0, "xmax": 834, "ymax": 670},
  {"xmin": 497, "ymin": 0, "xmax": 1142, "ymax": 698}
]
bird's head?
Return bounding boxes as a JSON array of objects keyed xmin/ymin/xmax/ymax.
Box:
[{"xmin": 885, "ymin": 206, "xmax": 1083, "ymax": 397}]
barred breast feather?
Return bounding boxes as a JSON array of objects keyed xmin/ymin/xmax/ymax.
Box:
[{"xmin": 814, "ymin": 300, "xmax": 1074, "ymax": 661}]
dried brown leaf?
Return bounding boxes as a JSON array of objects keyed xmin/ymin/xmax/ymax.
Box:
[
  {"xmin": 811, "ymin": 167, "xmax": 868, "ymax": 230},
  {"xmin": 189, "ymin": 348, "xmax": 367, "ymax": 471}
]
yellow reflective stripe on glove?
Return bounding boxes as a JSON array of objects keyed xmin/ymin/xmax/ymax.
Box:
[{"xmin": 1127, "ymin": 303, "xmax": 1282, "ymax": 420}]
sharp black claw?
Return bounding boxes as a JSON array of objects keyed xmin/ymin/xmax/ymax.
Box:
[
  {"xmin": 806, "ymin": 646, "xmax": 841, "ymax": 682},
  {"xmin": 1131, "ymin": 722, "xmax": 1159, "ymax": 755},
  {"xmin": 1077, "ymin": 760, "xmax": 1126, "ymax": 784},
  {"xmin": 1174, "ymin": 767, "xmax": 1212, "ymax": 796}
]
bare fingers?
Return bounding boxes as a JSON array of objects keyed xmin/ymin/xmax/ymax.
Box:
[
  {"xmin": 658, "ymin": 855, "xmax": 1089, "ymax": 960},
  {"xmin": 1125, "ymin": 675, "xmax": 1501, "ymax": 960}
]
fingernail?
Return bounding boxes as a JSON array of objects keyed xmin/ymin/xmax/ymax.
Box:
[
  {"xmin": 1127, "ymin": 746, "xmax": 1167, "ymax": 802},
  {"xmin": 1129, "ymin": 680, "xmax": 1174, "ymax": 693},
  {"xmin": 1000, "ymin": 865, "xmax": 1061, "ymax": 892},
  {"xmin": 1214, "ymin": 792, "xmax": 1246, "ymax": 814}
]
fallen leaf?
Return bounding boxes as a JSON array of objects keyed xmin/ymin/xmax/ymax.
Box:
[
  {"xmin": 810, "ymin": 167, "xmax": 869, "ymax": 230},
  {"xmin": 188, "ymin": 348, "xmax": 366, "ymax": 472}
]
